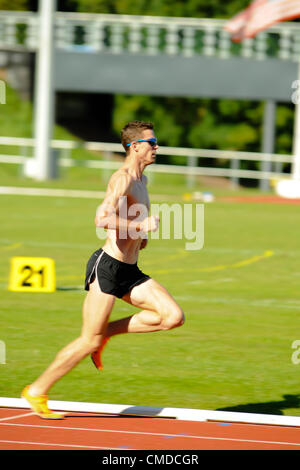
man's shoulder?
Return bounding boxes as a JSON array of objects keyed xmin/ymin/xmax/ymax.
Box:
[
  {"xmin": 110, "ymin": 168, "xmax": 132, "ymax": 182},
  {"xmin": 108, "ymin": 168, "xmax": 134, "ymax": 190}
]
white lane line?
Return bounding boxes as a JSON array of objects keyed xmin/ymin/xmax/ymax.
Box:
[
  {"xmin": 0, "ymin": 412, "xmax": 34, "ymax": 422},
  {"xmin": 0, "ymin": 186, "xmax": 175, "ymax": 202},
  {"xmin": 0, "ymin": 439, "xmax": 121, "ymax": 450},
  {"xmin": 1, "ymin": 422, "xmax": 300, "ymax": 448},
  {"xmin": 0, "ymin": 186, "xmax": 106, "ymax": 199}
]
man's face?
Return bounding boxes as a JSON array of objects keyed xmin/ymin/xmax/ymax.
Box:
[{"xmin": 131, "ymin": 129, "xmax": 158, "ymax": 166}]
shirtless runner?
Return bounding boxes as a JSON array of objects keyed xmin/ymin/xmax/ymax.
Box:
[{"xmin": 22, "ymin": 120, "xmax": 185, "ymax": 419}]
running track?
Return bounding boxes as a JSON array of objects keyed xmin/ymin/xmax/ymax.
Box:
[{"xmin": 1, "ymin": 406, "xmax": 300, "ymax": 450}]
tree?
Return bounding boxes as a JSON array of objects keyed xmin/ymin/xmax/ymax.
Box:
[
  {"xmin": 0, "ymin": 0, "xmax": 28, "ymax": 10},
  {"xmin": 113, "ymin": 95, "xmax": 263, "ymax": 152},
  {"xmin": 75, "ymin": 0, "xmax": 250, "ymax": 18}
]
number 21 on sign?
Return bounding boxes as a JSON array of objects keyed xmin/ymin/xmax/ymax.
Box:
[{"xmin": 8, "ymin": 257, "xmax": 56, "ymax": 292}]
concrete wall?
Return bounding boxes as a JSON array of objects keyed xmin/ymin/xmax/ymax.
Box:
[{"xmin": 54, "ymin": 51, "xmax": 297, "ymax": 102}]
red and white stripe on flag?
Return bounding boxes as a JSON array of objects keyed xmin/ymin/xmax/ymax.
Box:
[{"xmin": 225, "ymin": 0, "xmax": 300, "ymax": 41}]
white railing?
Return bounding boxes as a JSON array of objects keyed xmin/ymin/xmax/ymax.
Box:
[
  {"xmin": 0, "ymin": 136, "xmax": 293, "ymax": 185},
  {"xmin": 0, "ymin": 10, "xmax": 299, "ymax": 61}
]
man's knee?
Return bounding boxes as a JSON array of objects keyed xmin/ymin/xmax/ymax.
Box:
[
  {"xmin": 163, "ymin": 305, "xmax": 185, "ymax": 330},
  {"xmin": 80, "ymin": 336, "xmax": 102, "ymax": 355}
]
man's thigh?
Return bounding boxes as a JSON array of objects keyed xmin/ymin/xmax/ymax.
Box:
[
  {"xmin": 81, "ymin": 278, "xmax": 116, "ymax": 339},
  {"xmin": 122, "ymin": 278, "xmax": 181, "ymax": 313}
]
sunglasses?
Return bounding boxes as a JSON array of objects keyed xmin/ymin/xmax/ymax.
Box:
[{"xmin": 126, "ymin": 138, "xmax": 157, "ymax": 147}]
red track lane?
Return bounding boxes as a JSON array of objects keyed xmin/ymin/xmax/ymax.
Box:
[{"xmin": 1, "ymin": 407, "xmax": 300, "ymax": 450}]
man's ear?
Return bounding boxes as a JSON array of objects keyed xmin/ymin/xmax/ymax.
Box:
[{"xmin": 132, "ymin": 142, "xmax": 139, "ymax": 152}]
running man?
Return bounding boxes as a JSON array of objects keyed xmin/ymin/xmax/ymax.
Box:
[{"xmin": 22, "ymin": 120, "xmax": 185, "ymax": 419}]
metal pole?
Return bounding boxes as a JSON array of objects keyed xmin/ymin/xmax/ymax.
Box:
[
  {"xmin": 33, "ymin": 0, "xmax": 56, "ymax": 180},
  {"xmin": 260, "ymin": 100, "xmax": 276, "ymax": 191}
]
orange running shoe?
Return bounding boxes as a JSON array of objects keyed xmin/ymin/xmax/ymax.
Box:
[
  {"xmin": 91, "ymin": 337, "xmax": 110, "ymax": 371},
  {"xmin": 21, "ymin": 386, "xmax": 64, "ymax": 419}
]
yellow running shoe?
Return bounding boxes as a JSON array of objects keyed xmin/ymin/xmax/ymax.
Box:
[
  {"xmin": 91, "ymin": 337, "xmax": 110, "ymax": 371},
  {"xmin": 21, "ymin": 386, "xmax": 64, "ymax": 419}
]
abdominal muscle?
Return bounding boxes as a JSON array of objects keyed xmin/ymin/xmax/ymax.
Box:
[{"xmin": 102, "ymin": 229, "xmax": 142, "ymax": 264}]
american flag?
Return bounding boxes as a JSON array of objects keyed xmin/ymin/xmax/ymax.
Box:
[{"xmin": 225, "ymin": 0, "xmax": 300, "ymax": 41}]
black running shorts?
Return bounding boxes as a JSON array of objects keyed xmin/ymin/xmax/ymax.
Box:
[{"xmin": 84, "ymin": 248, "xmax": 150, "ymax": 298}]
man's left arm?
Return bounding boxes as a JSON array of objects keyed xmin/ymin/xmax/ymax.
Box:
[
  {"xmin": 140, "ymin": 174, "xmax": 149, "ymax": 250},
  {"xmin": 140, "ymin": 237, "xmax": 148, "ymax": 250}
]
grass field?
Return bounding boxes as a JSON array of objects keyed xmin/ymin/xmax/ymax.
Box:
[{"xmin": 1, "ymin": 167, "xmax": 300, "ymax": 418}]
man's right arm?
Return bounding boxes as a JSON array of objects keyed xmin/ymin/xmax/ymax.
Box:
[
  {"xmin": 95, "ymin": 171, "xmax": 132, "ymax": 231},
  {"xmin": 95, "ymin": 171, "xmax": 159, "ymax": 235}
]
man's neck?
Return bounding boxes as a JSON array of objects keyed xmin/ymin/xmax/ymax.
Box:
[{"xmin": 123, "ymin": 154, "xmax": 146, "ymax": 180}]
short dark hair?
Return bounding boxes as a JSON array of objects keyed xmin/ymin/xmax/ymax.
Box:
[{"xmin": 121, "ymin": 121, "xmax": 154, "ymax": 152}]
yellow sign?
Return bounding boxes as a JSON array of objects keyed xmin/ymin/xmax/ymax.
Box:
[{"xmin": 8, "ymin": 257, "xmax": 56, "ymax": 293}]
